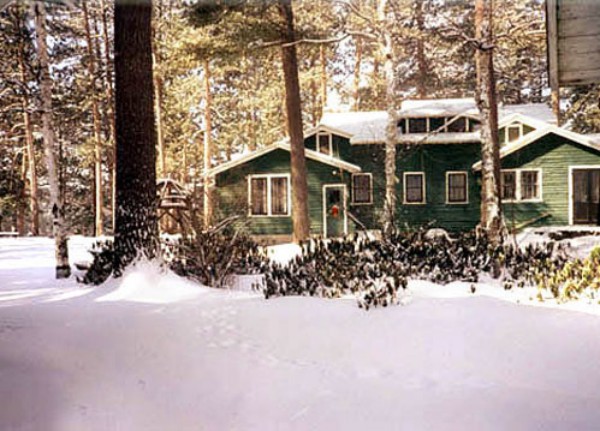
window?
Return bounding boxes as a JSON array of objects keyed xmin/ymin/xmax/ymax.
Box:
[
  {"xmin": 447, "ymin": 172, "xmax": 468, "ymax": 204},
  {"xmin": 404, "ymin": 172, "xmax": 425, "ymax": 204},
  {"xmin": 429, "ymin": 117, "xmax": 446, "ymax": 133},
  {"xmin": 468, "ymin": 118, "xmax": 481, "ymax": 132},
  {"xmin": 501, "ymin": 169, "xmax": 542, "ymax": 202},
  {"xmin": 409, "ymin": 118, "xmax": 427, "ymax": 133},
  {"xmin": 506, "ymin": 125, "xmax": 521, "ymax": 143},
  {"xmin": 521, "ymin": 170, "xmax": 540, "ymax": 200},
  {"xmin": 351, "ymin": 173, "xmax": 373, "ymax": 205},
  {"xmin": 271, "ymin": 177, "xmax": 289, "ymax": 215},
  {"xmin": 250, "ymin": 177, "xmax": 268, "ymax": 215},
  {"xmin": 248, "ymin": 174, "xmax": 290, "ymax": 216},
  {"xmin": 501, "ymin": 171, "xmax": 517, "ymax": 200},
  {"xmin": 447, "ymin": 117, "xmax": 467, "ymax": 133},
  {"xmin": 317, "ymin": 133, "xmax": 332, "ymax": 156}
]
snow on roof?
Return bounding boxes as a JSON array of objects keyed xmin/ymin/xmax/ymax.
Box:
[
  {"xmin": 207, "ymin": 141, "xmax": 362, "ymax": 176},
  {"xmin": 399, "ymin": 98, "xmax": 479, "ymax": 118},
  {"xmin": 314, "ymin": 99, "xmax": 557, "ymax": 144},
  {"xmin": 499, "ymin": 103, "xmax": 556, "ymax": 125},
  {"xmin": 472, "ymin": 125, "xmax": 600, "ymax": 170}
]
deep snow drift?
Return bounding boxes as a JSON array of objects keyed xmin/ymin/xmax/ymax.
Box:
[{"xmin": 2, "ymin": 236, "xmax": 600, "ymax": 430}]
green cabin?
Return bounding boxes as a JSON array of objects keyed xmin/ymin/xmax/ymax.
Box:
[{"xmin": 209, "ymin": 98, "xmax": 600, "ymax": 242}]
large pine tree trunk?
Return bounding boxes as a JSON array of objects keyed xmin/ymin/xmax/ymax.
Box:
[
  {"xmin": 83, "ymin": 2, "xmax": 104, "ymax": 237},
  {"xmin": 34, "ymin": 2, "xmax": 70, "ymax": 278},
  {"xmin": 202, "ymin": 59, "xmax": 213, "ymax": 228},
  {"xmin": 379, "ymin": 0, "xmax": 397, "ymax": 236},
  {"xmin": 475, "ymin": 0, "xmax": 504, "ymax": 243},
  {"xmin": 114, "ymin": 0, "xmax": 158, "ymax": 269},
  {"xmin": 18, "ymin": 31, "xmax": 39, "ymax": 235},
  {"xmin": 278, "ymin": 0, "xmax": 310, "ymax": 243}
]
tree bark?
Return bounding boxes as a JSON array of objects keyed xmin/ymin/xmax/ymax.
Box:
[
  {"xmin": 33, "ymin": 2, "xmax": 70, "ymax": 278},
  {"xmin": 475, "ymin": 0, "xmax": 504, "ymax": 244},
  {"xmin": 278, "ymin": 0, "xmax": 310, "ymax": 242},
  {"xmin": 100, "ymin": 0, "xmax": 117, "ymax": 233},
  {"xmin": 320, "ymin": 44, "xmax": 327, "ymax": 113},
  {"xmin": 353, "ymin": 38, "xmax": 362, "ymax": 110},
  {"xmin": 18, "ymin": 31, "xmax": 39, "ymax": 235},
  {"xmin": 83, "ymin": 2, "xmax": 104, "ymax": 237},
  {"xmin": 202, "ymin": 59, "xmax": 214, "ymax": 228},
  {"xmin": 415, "ymin": 0, "xmax": 427, "ymax": 99},
  {"xmin": 380, "ymin": 0, "xmax": 397, "ymax": 236},
  {"xmin": 114, "ymin": 0, "xmax": 158, "ymax": 270}
]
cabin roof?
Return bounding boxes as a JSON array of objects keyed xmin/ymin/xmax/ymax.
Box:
[
  {"xmin": 311, "ymin": 99, "xmax": 556, "ymax": 144},
  {"xmin": 207, "ymin": 141, "xmax": 362, "ymax": 177},
  {"xmin": 472, "ymin": 126, "xmax": 600, "ymax": 171}
]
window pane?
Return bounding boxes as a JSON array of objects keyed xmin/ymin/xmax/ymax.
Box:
[
  {"xmin": 250, "ymin": 178, "xmax": 268, "ymax": 215},
  {"xmin": 448, "ymin": 173, "xmax": 467, "ymax": 203},
  {"xmin": 429, "ymin": 117, "xmax": 445, "ymax": 132},
  {"xmin": 447, "ymin": 117, "xmax": 467, "ymax": 133},
  {"xmin": 409, "ymin": 118, "xmax": 427, "ymax": 133},
  {"xmin": 501, "ymin": 171, "xmax": 516, "ymax": 200},
  {"xmin": 353, "ymin": 174, "xmax": 372, "ymax": 204},
  {"xmin": 318, "ymin": 134, "xmax": 330, "ymax": 155},
  {"xmin": 271, "ymin": 177, "xmax": 288, "ymax": 215},
  {"xmin": 521, "ymin": 171, "xmax": 539, "ymax": 200},
  {"xmin": 397, "ymin": 119, "xmax": 407, "ymax": 134},
  {"xmin": 507, "ymin": 126, "xmax": 521, "ymax": 143},
  {"xmin": 405, "ymin": 174, "xmax": 424, "ymax": 203},
  {"xmin": 468, "ymin": 119, "xmax": 481, "ymax": 132}
]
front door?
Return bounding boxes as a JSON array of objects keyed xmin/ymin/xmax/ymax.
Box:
[
  {"xmin": 572, "ymin": 169, "xmax": 600, "ymax": 225},
  {"xmin": 323, "ymin": 185, "xmax": 347, "ymax": 238}
]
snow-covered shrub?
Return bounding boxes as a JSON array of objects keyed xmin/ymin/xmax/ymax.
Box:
[
  {"xmin": 260, "ymin": 228, "xmax": 569, "ymax": 309},
  {"xmin": 536, "ymin": 246, "xmax": 600, "ymax": 303},
  {"xmin": 170, "ymin": 230, "xmax": 268, "ymax": 288},
  {"xmin": 80, "ymin": 239, "xmax": 116, "ymax": 285}
]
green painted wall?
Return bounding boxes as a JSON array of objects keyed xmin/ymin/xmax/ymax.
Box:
[
  {"xmin": 215, "ymin": 131, "xmax": 600, "ymax": 237},
  {"xmin": 501, "ymin": 133, "xmax": 600, "ymax": 227},
  {"xmin": 215, "ymin": 148, "xmax": 349, "ymax": 236}
]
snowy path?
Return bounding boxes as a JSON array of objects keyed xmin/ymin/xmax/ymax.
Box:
[{"xmin": 2, "ymin": 238, "xmax": 600, "ymax": 430}]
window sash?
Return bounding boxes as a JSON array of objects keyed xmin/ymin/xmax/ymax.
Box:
[
  {"xmin": 271, "ymin": 177, "xmax": 288, "ymax": 215},
  {"xmin": 317, "ymin": 133, "xmax": 331, "ymax": 155},
  {"xmin": 352, "ymin": 174, "xmax": 372, "ymax": 204},
  {"xmin": 405, "ymin": 173, "xmax": 424, "ymax": 203},
  {"xmin": 409, "ymin": 118, "xmax": 427, "ymax": 133},
  {"xmin": 521, "ymin": 171, "xmax": 539, "ymax": 200},
  {"xmin": 501, "ymin": 171, "xmax": 517, "ymax": 200},
  {"xmin": 507, "ymin": 125, "xmax": 521, "ymax": 143},
  {"xmin": 250, "ymin": 178, "xmax": 268, "ymax": 215},
  {"xmin": 447, "ymin": 172, "xmax": 467, "ymax": 203},
  {"xmin": 447, "ymin": 117, "xmax": 467, "ymax": 133}
]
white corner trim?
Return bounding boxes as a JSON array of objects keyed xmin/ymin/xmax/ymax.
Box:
[
  {"xmin": 350, "ymin": 173, "xmax": 373, "ymax": 205},
  {"xmin": 247, "ymin": 173, "xmax": 292, "ymax": 218},
  {"xmin": 445, "ymin": 171, "xmax": 469, "ymax": 204},
  {"xmin": 403, "ymin": 171, "xmax": 426, "ymax": 205}
]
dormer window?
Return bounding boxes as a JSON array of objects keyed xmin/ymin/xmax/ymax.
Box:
[
  {"xmin": 447, "ymin": 117, "xmax": 467, "ymax": 133},
  {"xmin": 317, "ymin": 132, "xmax": 332, "ymax": 156},
  {"xmin": 399, "ymin": 116, "xmax": 476, "ymax": 134},
  {"xmin": 506, "ymin": 124, "xmax": 521, "ymax": 144},
  {"xmin": 409, "ymin": 118, "xmax": 427, "ymax": 133}
]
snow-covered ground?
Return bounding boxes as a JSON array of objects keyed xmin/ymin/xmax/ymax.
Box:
[{"xmin": 2, "ymin": 237, "xmax": 600, "ymax": 430}]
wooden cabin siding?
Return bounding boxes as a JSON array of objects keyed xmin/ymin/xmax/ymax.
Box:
[
  {"xmin": 215, "ymin": 148, "xmax": 347, "ymax": 236},
  {"xmin": 501, "ymin": 133, "xmax": 600, "ymax": 227}
]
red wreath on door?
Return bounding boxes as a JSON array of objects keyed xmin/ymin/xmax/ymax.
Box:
[{"xmin": 331, "ymin": 204, "xmax": 340, "ymax": 218}]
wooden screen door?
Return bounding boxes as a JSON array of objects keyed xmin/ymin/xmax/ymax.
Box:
[
  {"xmin": 323, "ymin": 185, "xmax": 347, "ymax": 238},
  {"xmin": 572, "ymin": 168, "xmax": 600, "ymax": 225}
]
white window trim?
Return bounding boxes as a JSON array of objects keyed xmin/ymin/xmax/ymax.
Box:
[
  {"xmin": 568, "ymin": 165, "xmax": 600, "ymax": 225},
  {"xmin": 445, "ymin": 171, "xmax": 469, "ymax": 204},
  {"xmin": 505, "ymin": 123, "xmax": 523, "ymax": 145},
  {"xmin": 501, "ymin": 168, "xmax": 543, "ymax": 203},
  {"xmin": 316, "ymin": 132, "xmax": 333, "ymax": 156},
  {"xmin": 403, "ymin": 171, "xmax": 426, "ymax": 205},
  {"xmin": 247, "ymin": 173, "xmax": 292, "ymax": 217},
  {"xmin": 350, "ymin": 173, "xmax": 373, "ymax": 205}
]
